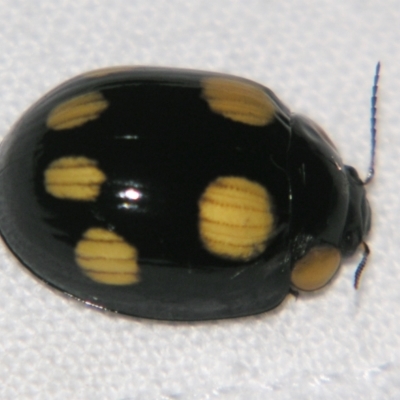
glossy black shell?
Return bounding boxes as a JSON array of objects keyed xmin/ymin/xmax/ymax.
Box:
[{"xmin": 0, "ymin": 67, "xmax": 369, "ymax": 320}]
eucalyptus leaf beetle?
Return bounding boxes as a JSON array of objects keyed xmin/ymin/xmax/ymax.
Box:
[{"xmin": 0, "ymin": 65, "xmax": 378, "ymax": 320}]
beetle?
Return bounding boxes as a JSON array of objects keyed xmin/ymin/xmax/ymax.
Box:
[{"xmin": 0, "ymin": 65, "xmax": 378, "ymax": 320}]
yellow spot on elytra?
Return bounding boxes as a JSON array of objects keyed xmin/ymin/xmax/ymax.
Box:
[
  {"xmin": 291, "ymin": 246, "xmax": 341, "ymax": 291},
  {"xmin": 44, "ymin": 156, "xmax": 106, "ymax": 201},
  {"xmin": 199, "ymin": 176, "xmax": 274, "ymax": 261},
  {"xmin": 75, "ymin": 228, "xmax": 140, "ymax": 285},
  {"xmin": 47, "ymin": 92, "xmax": 109, "ymax": 130},
  {"xmin": 201, "ymin": 77, "xmax": 275, "ymax": 126}
]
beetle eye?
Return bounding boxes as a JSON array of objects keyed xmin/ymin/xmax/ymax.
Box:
[{"xmin": 343, "ymin": 230, "xmax": 359, "ymax": 255}]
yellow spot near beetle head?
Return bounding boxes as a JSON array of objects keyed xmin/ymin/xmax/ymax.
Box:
[
  {"xmin": 291, "ymin": 246, "xmax": 341, "ymax": 291},
  {"xmin": 201, "ymin": 77, "xmax": 275, "ymax": 126},
  {"xmin": 199, "ymin": 176, "xmax": 274, "ymax": 261},
  {"xmin": 47, "ymin": 91, "xmax": 109, "ymax": 130},
  {"xmin": 44, "ymin": 156, "xmax": 106, "ymax": 201},
  {"xmin": 75, "ymin": 228, "xmax": 140, "ymax": 285}
]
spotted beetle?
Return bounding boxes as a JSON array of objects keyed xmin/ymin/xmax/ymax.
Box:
[{"xmin": 0, "ymin": 64, "xmax": 379, "ymax": 320}]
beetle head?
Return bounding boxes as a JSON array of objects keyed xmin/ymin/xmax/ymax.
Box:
[{"xmin": 340, "ymin": 166, "xmax": 371, "ymax": 256}]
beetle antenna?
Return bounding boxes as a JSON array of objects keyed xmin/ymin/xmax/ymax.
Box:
[
  {"xmin": 364, "ymin": 62, "xmax": 380, "ymax": 184},
  {"xmin": 354, "ymin": 241, "xmax": 370, "ymax": 289}
]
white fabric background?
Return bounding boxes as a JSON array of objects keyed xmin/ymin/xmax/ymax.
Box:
[{"xmin": 0, "ymin": 1, "xmax": 399, "ymax": 399}]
